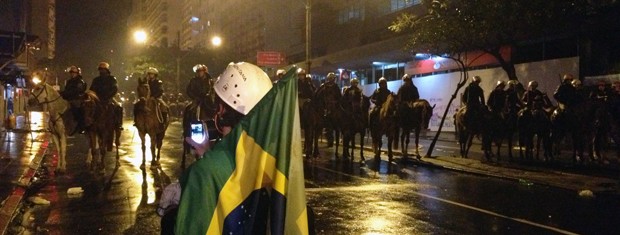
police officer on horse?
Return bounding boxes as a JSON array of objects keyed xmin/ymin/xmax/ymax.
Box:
[
  {"xmin": 554, "ymin": 74, "xmax": 580, "ymax": 110},
  {"xmin": 297, "ymin": 68, "xmax": 315, "ymax": 111},
  {"xmin": 315, "ymin": 72, "xmax": 342, "ymax": 147},
  {"xmin": 487, "ymin": 81, "xmax": 507, "ymax": 114},
  {"xmin": 61, "ymin": 65, "xmax": 87, "ymax": 134},
  {"xmin": 90, "ymin": 62, "xmax": 123, "ymax": 130},
  {"xmin": 134, "ymin": 67, "xmax": 168, "ymax": 125},
  {"xmin": 523, "ymin": 80, "xmax": 551, "ymax": 111},
  {"xmin": 396, "ymin": 74, "xmax": 419, "ymax": 104},
  {"xmin": 343, "ymin": 78, "xmax": 363, "ymax": 113},
  {"xmin": 185, "ymin": 64, "xmax": 215, "ymax": 114}
]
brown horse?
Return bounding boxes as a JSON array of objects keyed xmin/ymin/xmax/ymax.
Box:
[
  {"xmin": 135, "ymin": 83, "xmax": 169, "ymax": 169},
  {"xmin": 370, "ymin": 94, "xmax": 399, "ymax": 161},
  {"xmin": 454, "ymin": 106, "xmax": 500, "ymax": 161},
  {"xmin": 341, "ymin": 95, "xmax": 371, "ymax": 163},
  {"xmin": 399, "ymin": 99, "xmax": 435, "ymax": 159},
  {"xmin": 301, "ymin": 97, "xmax": 322, "ymax": 158},
  {"xmin": 82, "ymin": 90, "xmax": 122, "ymax": 172},
  {"xmin": 518, "ymin": 106, "xmax": 553, "ymax": 161},
  {"xmin": 550, "ymin": 100, "xmax": 595, "ymax": 164}
]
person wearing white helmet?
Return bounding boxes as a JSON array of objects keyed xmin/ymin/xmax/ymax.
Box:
[
  {"xmin": 134, "ymin": 67, "xmax": 169, "ymax": 125},
  {"xmin": 90, "ymin": 62, "xmax": 124, "ymax": 130},
  {"xmin": 315, "ymin": 72, "xmax": 342, "ymax": 147},
  {"xmin": 522, "ymin": 80, "xmax": 549, "ymax": 110},
  {"xmin": 553, "ymin": 73, "xmax": 578, "ymax": 110},
  {"xmin": 487, "ymin": 80, "xmax": 507, "ymax": 113},
  {"xmin": 397, "ymin": 74, "xmax": 419, "ymax": 104},
  {"xmin": 297, "ymin": 68, "xmax": 315, "ymax": 111},
  {"xmin": 170, "ymin": 62, "xmax": 273, "ymax": 233},
  {"xmin": 342, "ymin": 78, "xmax": 363, "ymax": 113},
  {"xmin": 505, "ymin": 80, "xmax": 523, "ymax": 113},
  {"xmin": 462, "ymin": 76, "xmax": 485, "ymax": 108},
  {"xmin": 61, "ymin": 65, "xmax": 87, "ymax": 135},
  {"xmin": 185, "ymin": 64, "xmax": 216, "ymax": 116}
]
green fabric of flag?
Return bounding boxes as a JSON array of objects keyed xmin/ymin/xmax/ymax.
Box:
[{"xmin": 176, "ymin": 67, "xmax": 309, "ymax": 235}]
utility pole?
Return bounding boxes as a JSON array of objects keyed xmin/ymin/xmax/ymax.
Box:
[{"xmin": 305, "ymin": 0, "xmax": 311, "ymax": 75}]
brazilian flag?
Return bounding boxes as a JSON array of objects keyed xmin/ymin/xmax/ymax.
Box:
[{"xmin": 175, "ymin": 68, "xmax": 309, "ymax": 235}]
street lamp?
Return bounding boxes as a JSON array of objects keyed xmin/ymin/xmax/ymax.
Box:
[
  {"xmin": 211, "ymin": 36, "xmax": 222, "ymax": 47},
  {"xmin": 133, "ymin": 30, "xmax": 147, "ymax": 44}
]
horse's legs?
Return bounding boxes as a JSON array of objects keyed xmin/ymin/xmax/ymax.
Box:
[
  {"xmin": 413, "ymin": 128, "xmax": 421, "ymax": 158},
  {"xmin": 464, "ymin": 134, "xmax": 474, "ymax": 158},
  {"xmin": 139, "ymin": 132, "xmax": 147, "ymax": 169},
  {"xmin": 359, "ymin": 131, "xmax": 365, "ymax": 163},
  {"xmin": 150, "ymin": 134, "xmax": 158, "ymax": 168}
]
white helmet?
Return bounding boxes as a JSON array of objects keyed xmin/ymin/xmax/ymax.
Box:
[
  {"xmin": 147, "ymin": 67, "xmax": 159, "ymax": 75},
  {"xmin": 193, "ymin": 64, "xmax": 208, "ymax": 73},
  {"xmin": 214, "ymin": 62, "xmax": 273, "ymax": 115}
]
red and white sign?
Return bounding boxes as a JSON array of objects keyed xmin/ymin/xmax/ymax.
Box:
[{"xmin": 257, "ymin": 51, "xmax": 286, "ymax": 66}]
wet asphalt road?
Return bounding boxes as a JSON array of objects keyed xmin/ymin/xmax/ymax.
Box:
[{"xmin": 29, "ymin": 120, "xmax": 620, "ymax": 234}]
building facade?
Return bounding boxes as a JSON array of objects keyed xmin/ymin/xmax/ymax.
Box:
[{"xmin": 129, "ymin": 0, "xmax": 181, "ymax": 48}]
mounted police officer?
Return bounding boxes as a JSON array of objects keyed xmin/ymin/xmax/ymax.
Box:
[
  {"xmin": 297, "ymin": 68, "xmax": 315, "ymax": 111},
  {"xmin": 370, "ymin": 77, "xmax": 391, "ymax": 111},
  {"xmin": 553, "ymin": 74, "xmax": 579, "ymax": 110},
  {"xmin": 342, "ymin": 78, "xmax": 363, "ymax": 113},
  {"xmin": 505, "ymin": 80, "xmax": 523, "ymax": 114},
  {"xmin": 315, "ymin": 72, "xmax": 342, "ymax": 147},
  {"xmin": 185, "ymin": 64, "xmax": 214, "ymax": 112},
  {"xmin": 487, "ymin": 81, "xmax": 507, "ymax": 113},
  {"xmin": 522, "ymin": 80, "xmax": 550, "ymax": 110},
  {"xmin": 61, "ymin": 65, "xmax": 87, "ymax": 134},
  {"xmin": 134, "ymin": 67, "xmax": 168, "ymax": 125},
  {"xmin": 90, "ymin": 62, "xmax": 123, "ymax": 130},
  {"xmin": 397, "ymin": 74, "xmax": 419, "ymax": 104},
  {"xmin": 462, "ymin": 76, "xmax": 485, "ymax": 108}
]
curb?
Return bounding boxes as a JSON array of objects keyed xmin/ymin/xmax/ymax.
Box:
[
  {"xmin": 319, "ymin": 138, "xmax": 619, "ymax": 194},
  {"xmin": 0, "ymin": 132, "xmax": 51, "ymax": 234}
]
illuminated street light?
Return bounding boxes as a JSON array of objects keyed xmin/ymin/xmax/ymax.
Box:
[
  {"xmin": 211, "ymin": 36, "xmax": 222, "ymax": 47},
  {"xmin": 133, "ymin": 30, "xmax": 147, "ymax": 44},
  {"xmin": 32, "ymin": 76, "xmax": 41, "ymax": 85}
]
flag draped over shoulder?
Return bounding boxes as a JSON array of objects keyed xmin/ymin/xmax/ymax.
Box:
[{"xmin": 176, "ymin": 68, "xmax": 309, "ymax": 235}]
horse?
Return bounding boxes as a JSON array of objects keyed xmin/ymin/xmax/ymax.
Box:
[
  {"xmin": 550, "ymin": 100, "xmax": 595, "ymax": 164},
  {"xmin": 454, "ymin": 103, "xmax": 498, "ymax": 160},
  {"xmin": 82, "ymin": 90, "xmax": 122, "ymax": 172},
  {"xmin": 518, "ymin": 105, "xmax": 553, "ymax": 162},
  {"xmin": 181, "ymin": 97, "xmax": 216, "ymax": 168},
  {"xmin": 27, "ymin": 82, "xmax": 71, "ymax": 173},
  {"xmin": 135, "ymin": 82, "xmax": 169, "ymax": 169},
  {"xmin": 341, "ymin": 95, "xmax": 371, "ymax": 163},
  {"xmin": 398, "ymin": 99, "xmax": 435, "ymax": 159},
  {"xmin": 300, "ymin": 97, "xmax": 322, "ymax": 159},
  {"xmin": 370, "ymin": 94, "xmax": 399, "ymax": 162}
]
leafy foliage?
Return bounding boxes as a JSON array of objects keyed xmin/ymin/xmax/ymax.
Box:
[{"xmin": 390, "ymin": 0, "xmax": 590, "ymax": 80}]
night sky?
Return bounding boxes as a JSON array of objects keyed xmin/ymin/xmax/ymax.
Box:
[{"xmin": 56, "ymin": 0, "xmax": 132, "ymax": 79}]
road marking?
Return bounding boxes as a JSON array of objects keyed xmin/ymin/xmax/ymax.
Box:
[{"xmin": 309, "ymin": 165, "xmax": 579, "ymax": 235}]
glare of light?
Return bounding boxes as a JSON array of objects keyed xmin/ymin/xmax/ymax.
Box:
[
  {"xmin": 32, "ymin": 76, "xmax": 41, "ymax": 84},
  {"xmin": 133, "ymin": 30, "xmax": 147, "ymax": 44},
  {"xmin": 120, "ymin": 97, "xmax": 126, "ymax": 102},
  {"xmin": 190, "ymin": 16, "xmax": 199, "ymax": 22},
  {"xmin": 211, "ymin": 36, "xmax": 222, "ymax": 47},
  {"xmin": 368, "ymin": 217, "xmax": 391, "ymax": 231}
]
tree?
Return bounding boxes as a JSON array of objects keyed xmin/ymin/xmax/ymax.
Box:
[{"xmin": 389, "ymin": 0, "xmax": 589, "ymax": 81}]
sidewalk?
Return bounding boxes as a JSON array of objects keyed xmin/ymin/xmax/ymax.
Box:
[{"xmin": 0, "ymin": 129, "xmax": 51, "ymax": 234}]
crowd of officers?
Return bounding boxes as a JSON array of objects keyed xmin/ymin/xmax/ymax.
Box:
[
  {"xmin": 464, "ymin": 73, "xmax": 620, "ymax": 119},
  {"xmin": 59, "ymin": 62, "xmax": 213, "ymax": 135},
  {"xmin": 60, "ymin": 62, "xmax": 619, "ymax": 141}
]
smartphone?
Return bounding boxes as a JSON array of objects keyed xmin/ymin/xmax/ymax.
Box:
[{"xmin": 190, "ymin": 121, "xmax": 207, "ymax": 144}]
